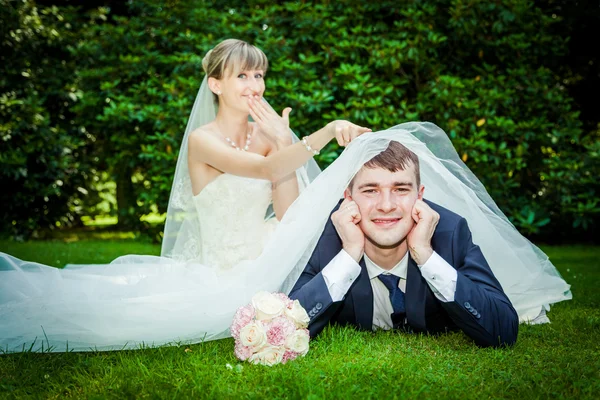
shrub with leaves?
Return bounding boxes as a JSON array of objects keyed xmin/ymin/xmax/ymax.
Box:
[
  {"xmin": 2, "ymin": 0, "xmax": 597, "ymax": 242},
  {"xmin": 0, "ymin": 0, "xmax": 99, "ymax": 238}
]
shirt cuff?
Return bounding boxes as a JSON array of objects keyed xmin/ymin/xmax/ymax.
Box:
[
  {"xmin": 322, "ymin": 249, "xmax": 362, "ymax": 302},
  {"xmin": 418, "ymin": 251, "xmax": 458, "ymax": 302}
]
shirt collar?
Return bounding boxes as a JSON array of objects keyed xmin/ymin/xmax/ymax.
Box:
[{"xmin": 364, "ymin": 252, "xmax": 409, "ymax": 281}]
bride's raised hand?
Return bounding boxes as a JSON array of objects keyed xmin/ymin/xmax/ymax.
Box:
[
  {"xmin": 248, "ymin": 95, "xmax": 293, "ymax": 147},
  {"xmin": 328, "ymin": 120, "xmax": 372, "ymax": 147}
]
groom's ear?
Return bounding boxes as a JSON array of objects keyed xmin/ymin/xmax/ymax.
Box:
[
  {"xmin": 417, "ymin": 184, "xmax": 425, "ymax": 200},
  {"xmin": 344, "ymin": 188, "xmax": 352, "ymax": 200}
]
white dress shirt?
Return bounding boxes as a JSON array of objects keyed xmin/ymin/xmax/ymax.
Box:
[{"xmin": 321, "ymin": 249, "xmax": 458, "ymax": 330}]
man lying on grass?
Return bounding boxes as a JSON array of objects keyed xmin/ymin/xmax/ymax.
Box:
[{"xmin": 290, "ymin": 141, "xmax": 518, "ymax": 347}]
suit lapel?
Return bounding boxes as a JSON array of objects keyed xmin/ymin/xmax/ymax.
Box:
[
  {"xmin": 351, "ymin": 258, "xmax": 374, "ymax": 331},
  {"xmin": 405, "ymin": 256, "xmax": 427, "ymax": 332}
]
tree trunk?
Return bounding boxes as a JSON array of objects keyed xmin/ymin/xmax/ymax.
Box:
[{"xmin": 115, "ymin": 163, "xmax": 138, "ymax": 230}]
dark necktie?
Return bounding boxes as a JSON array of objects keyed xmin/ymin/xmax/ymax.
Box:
[{"xmin": 377, "ymin": 274, "xmax": 406, "ymax": 329}]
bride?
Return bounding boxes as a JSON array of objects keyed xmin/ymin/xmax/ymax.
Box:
[
  {"xmin": 161, "ymin": 39, "xmax": 370, "ymax": 268},
  {"xmin": 0, "ymin": 40, "xmax": 571, "ymax": 353}
]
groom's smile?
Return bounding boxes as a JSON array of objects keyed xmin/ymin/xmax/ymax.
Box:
[{"xmin": 372, "ymin": 217, "xmax": 401, "ymax": 228}]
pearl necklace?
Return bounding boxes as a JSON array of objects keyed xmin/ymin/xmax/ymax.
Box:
[{"xmin": 224, "ymin": 130, "xmax": 252, "ymax": 151}]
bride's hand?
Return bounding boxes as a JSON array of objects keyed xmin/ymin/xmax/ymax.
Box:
[
  {"xmin": 327, "ymin": 120, "xmax": 372, "ymax": 146},
  {"xmin": 248, "ymin": 95, "xmax": 293, "ymax": 147}
]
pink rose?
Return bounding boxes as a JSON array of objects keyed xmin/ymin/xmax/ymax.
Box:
[
  {"xmin": 231, "ymin": 292, "xmax": 311, "ymax": 366},
  {"xmin": 234, "ymin": 344, "xmax": 253, "ymax": 361},
  {"xmin": 265, "ymin": 316, "xmax": 296, "ymax": 346},
  {"xmin": 231, "ymin": 304, "xmax": 256, "ymax": 339},
  {"xmin": 282, "ymin": 350, "xmax": 298, "ymax": 364}
]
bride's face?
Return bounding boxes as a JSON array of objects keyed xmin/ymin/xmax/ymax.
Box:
[
  {"xmin": 215, "ymin": 67, "xmax": 265, "ymax": 113},
  {"xmin": 347, "ymin": 165, "xmax": 424, "ymax": 250}
]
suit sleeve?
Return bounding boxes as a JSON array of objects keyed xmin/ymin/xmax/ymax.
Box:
[
  {"xmin": 289, "ymin": 246, "xmax": 352, "ymax": 338},
  {"xmin": 440, "ymin": 218, "xmax": 519, "ymax": 347}
]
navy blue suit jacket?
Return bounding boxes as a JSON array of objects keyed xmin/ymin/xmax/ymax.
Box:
[{"xmin": 289, "ymin": 200, "xmax": 519, "ymax": 347}]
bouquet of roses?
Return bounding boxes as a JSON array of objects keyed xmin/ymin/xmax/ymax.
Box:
[{"xmin": 230, "ymin": 291, "xmax": 311, "ymax": 366}]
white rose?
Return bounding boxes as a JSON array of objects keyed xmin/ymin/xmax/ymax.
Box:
[
  {"xmin": 285, "ymin": 329, "xmax": 310, "ymax": 356},
  {"xmin": 284, "ymin": 300, "xmax": 310, "ymax": 328},
  {"xmin": 239, "ymin": 322, "xmax": 267, "ymax": 349},
  {"xmin": 251, "ymin": 291, "xmax": 285, "ymax": 321},
  {"xmin": 249, "ymin": 345, "xmax": 285, "ymax": 366}
]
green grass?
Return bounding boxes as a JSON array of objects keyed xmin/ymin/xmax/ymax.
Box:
[{"xmin": 0, "ymin": 239, "xmax": 598, "ymax": 399}]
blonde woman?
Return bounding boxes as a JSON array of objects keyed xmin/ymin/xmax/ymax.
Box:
[{"xmin": 162, "ymin": 39, "xmax": 371, "ymax": 269}]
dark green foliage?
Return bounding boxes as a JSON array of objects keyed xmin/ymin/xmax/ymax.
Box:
[
  {"xmin": 72, "ymin": 2, "xmax": 230, "ymax": 229},
  {"xmin": 243, "ymin": 0, "xmax": 598, "ymax": 241},
  {"xmin": 1, "ymin": 0, "xmax": 598, "ymax": 241},
  {"xmin": 0, "ymin": 0, "xmax": 101, "ymax": 238}
]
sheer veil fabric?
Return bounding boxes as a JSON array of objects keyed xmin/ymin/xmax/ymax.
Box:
[
  {"xmin": 0, "ymin": 79, "xmax": 571, "ymax": 353},
  {"xmin": 274, "ymin": 123, "xmax": 572, "ymax": 313}
]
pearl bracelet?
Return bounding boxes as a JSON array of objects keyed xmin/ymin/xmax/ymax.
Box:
[{"xmin": 302, "ymin": 137, "xmax": 320, "ymax": 156}]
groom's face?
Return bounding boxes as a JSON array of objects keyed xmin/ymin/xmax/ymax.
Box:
[{"xmin": 346, "ymin": 164, "xmax": 424, "ymax": 249}]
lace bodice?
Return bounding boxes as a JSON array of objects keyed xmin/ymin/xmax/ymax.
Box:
[{"xmin": 192, "ymin": 174, "xmax": 278, "ymax": 270}]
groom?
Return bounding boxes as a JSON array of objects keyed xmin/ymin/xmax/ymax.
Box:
[{"xmin": 289, "ymin": 141, "xmax": 519, "ymax": 347}]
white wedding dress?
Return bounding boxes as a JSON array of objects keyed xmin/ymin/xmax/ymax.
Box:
[
  {"xmin": 0, "ymin": 174, "xmax": 283, "ymax": 352},
  {"xmin": 180, "ymin": 174, "xmax": 278, "ymax": 270}
]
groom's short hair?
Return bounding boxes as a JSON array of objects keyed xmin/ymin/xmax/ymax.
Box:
[{"xmin": 350, "ymin": 141, "xmax": 421, "ymax": 189}]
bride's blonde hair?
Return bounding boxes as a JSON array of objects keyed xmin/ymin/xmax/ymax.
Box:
[{"xmin": 202, "ymin": 39, "xmax": 268, "ymax": 80}]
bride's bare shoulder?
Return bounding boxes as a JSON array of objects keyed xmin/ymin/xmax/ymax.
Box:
[
  {"xmin": 190, "ymin": 122, "xmax": 218, "ymax": 138},
  {"xmin": 189, "ymin": 123, "xmax": 221, "ymax": 148}
]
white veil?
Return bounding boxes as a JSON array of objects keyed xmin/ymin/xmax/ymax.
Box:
[
  {"xmin": 267, "ymin": 123, "xmax": 572, "ymax": 321},
  {"xmin": 160, "ymin": 76, "xmax": 321, "ymax": 261}
]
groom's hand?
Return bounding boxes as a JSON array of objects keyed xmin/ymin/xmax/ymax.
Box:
[
  {"xmin": 407, "ymin": 200, "xmax": 439, "ymax": 265},
  {"xmin": 332, "ymin": 198, "xmax": 365, "ymax": 262}
]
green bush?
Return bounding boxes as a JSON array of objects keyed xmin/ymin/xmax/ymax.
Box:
[
  {"xmin": 0, "ymin": 0, "xmax": 100, "ymax": 238},
  {"xmin": 72, "ymin": 2, "xmax": 229, "ymax": 229},
  {"xmin": 1, "ymin": 0, "xmax": 597, "ymax": 242},
  {"xmin": 235, "ymin": 0, "xmax": 599, "ymax": 241}
]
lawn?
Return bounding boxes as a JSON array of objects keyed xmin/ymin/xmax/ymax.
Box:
[{"xmin": 0, "ymin": 239, "xmax": 598, "ymax": 399}]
